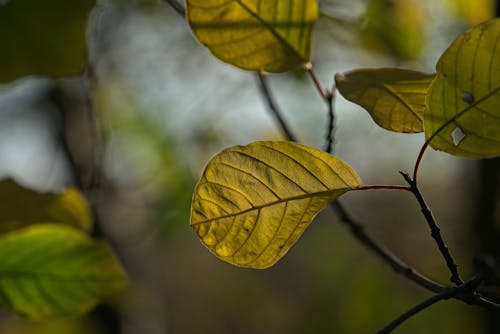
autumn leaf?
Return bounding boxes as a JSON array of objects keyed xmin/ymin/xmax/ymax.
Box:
[
  {"xmin": 190, "ymin": 141, "xmax": 361, "ymax": 269},
  {"xmin": 425, "ymin": 18, "xmax": 500, "ymax": 158},
  {"xmin": 186, "ymin": 0, "xmax": 318, "ymax": 72},
  {"xmin": 335, "ymin": 68, "xmax": 434, "ymax": 133}
]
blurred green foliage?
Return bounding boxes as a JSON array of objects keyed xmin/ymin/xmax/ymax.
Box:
[
  {"xmin": 361, "ymin": 0, "xmax": 425, "ymax": 60},
  {"xmin": 0, "ymin": 0, "xmax": 94, "ymax": 82}
]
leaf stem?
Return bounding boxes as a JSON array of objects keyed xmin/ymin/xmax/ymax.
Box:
[
  {"xmin": 256, "ymin": 72, "xmax": 298, "ymax": 142},
  {"xmin": 357, "ymin": 185, "xmax": 411, "ymax": 191},
  {"xmin": 400, "ymin": 171, "xmax": 464, "ymax": 286},
  {"xmin": 413, "ymin": 142, "xmax": 428, "ymax": 183},
  {"xmin": 306, "ymin": 63, "xmax": 331, "ymax": 100}
]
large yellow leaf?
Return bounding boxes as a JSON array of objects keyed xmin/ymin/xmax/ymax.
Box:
[
  {"xmin": 186, "ymin": 0, "xmax": 318, "ymax": 72},
  {"xmin": 190, "ymin": 141, "xmax": 361, "ymax": 269},
  {"xmin": 425, "ymin": 19, "xmax": 500, "ymax": 158},
  {"xmin": 0, "ymin": 178, "xmax": 92, "ymax": 233},
  {"xmin": 335, "ymin": 68, "xmax": 435, "ymax": 133}
]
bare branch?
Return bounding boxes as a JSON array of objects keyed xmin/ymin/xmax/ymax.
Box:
[
  {"xmin": 164, "ymin": 0, "xmax": 186, "ymax": 16},
  {"xmin": 401, "ymin": 171, "xmax": 463, "ymax": 286},
  {"xmin": 331, "ymin": 201, "xmax": 445, "ymax": 293},
  {"xmin": 377, "ymin": 289, "xmax": 455, "ymax": 333},
  {"xmin": 256, "ymin": 72, "xmax": 298, "ymax": 142}
]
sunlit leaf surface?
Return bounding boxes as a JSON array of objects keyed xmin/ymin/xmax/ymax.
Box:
[
  {"xmin": 0, "ymin": 178, "xmax": 92, "ymax": 233},
  {"xmin": 190, "ymin": 141, "xmax": 361, "ymax": 269},
  {"xmin": 186, "ymin": 0, "xmax": 318, "ymax": 72},
  {"xmin": 0, "ymin": 0, "xmax": 95, "ymax": 83},
  {"xmin": 425, "ymin": 19, "xmax": 500, "ymax": 158},
  {"xmin": 0, "ymin": 224, "xmax": 126, "ymax": 319},
  {"xmin": 335, "ymin": 68, "xmax": 434, "ymax": 133}
]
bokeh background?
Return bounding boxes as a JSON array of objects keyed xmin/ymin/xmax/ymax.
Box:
[{"xmin": 0, "ymin": 0, "xmax": 499, "ymax": 333}]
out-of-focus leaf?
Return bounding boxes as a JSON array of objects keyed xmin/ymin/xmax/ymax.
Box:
[
  {"xmin": 186, "ymin": 0, "xmax": 318, "ymax": 72},
  {"xmin": 425, "ymin": 19, "xmax": 500, "ymax": 158},
  {"xmin": 335, "ymin": 68, "xmax": 435, "ymax": 133},
  {"xmin": 0, "ymin": 224, "xmax": 127, "ymax": 319},
  {"xmin": 190, "ymin": 141, "xmax": 361, "ymax": 269},
  {"xmin": 0, "ymin": 0, "xmax": 95, "ymax": 83},
  {"xmin": 447, "ymin": 0, "xmax": 495, "ymax": 25},
  {"xmin": 361, "ymin": 0, "xmax": 424, "ymax": 60},
  {"xmin": 0, "ymin": 178, "xmax": 92, "ymax": 233}
]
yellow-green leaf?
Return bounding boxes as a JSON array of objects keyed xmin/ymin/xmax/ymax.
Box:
[
  {"xmin": 0, "ymin": 178, "xmax": 92, "ymax": 233},
  {"xmin": 186, "ymin": 0, "xmax": 318, "ymax": 72},
  {"xmin": 335, "ymin": 68, "xmax": 435, "ymax": 133},
  {"xmin": 0, "ymin": 0, "xmax": 95, "ymax": 83},
  {"xmin": 425, "ymin": 19, "xmax": 500, "ymax": 158},
  {"xmin": 190, "ymin": 141, "xmax": 361, "ymax": 269},
  {"xmin": 0, "ymin": 224, "xmax": 127, "ymax": 319}
]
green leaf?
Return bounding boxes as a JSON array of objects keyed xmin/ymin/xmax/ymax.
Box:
[
  {"xmin": 425, "ymin": 19, "xmax": 500, "ymax": 158},
  {"xmin": 0, "ymin": 0, "xmax": 95, "ymax": 83},
  {"xmin": 335, "ymin": 68, "xmax": 435, "ymax": 133},
  {"xmin": 190, "ymin": 141, "xmax": 361, "ymax": 269},
  {"xmin": 0, "ymin": 224, "xmax": 126, "ymax": 319},
  {"xmin": 0, "ymin": 178, "xmax": 92, "ymax": 233},
  {"xmin": 186, "ymin": 0, "xmax": 318, "ymax": 72}
]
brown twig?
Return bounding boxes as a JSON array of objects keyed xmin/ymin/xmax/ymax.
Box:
[
  {"xmin": 256, "ymin": 72, "xmax": 297, "ymax": 142},
  {"xmin": 378, "ymin": 276, "xmax": 484, "ymax": 333},
  {"xmin": 400, "ymin": 171, "xmax": 464, "ymax": 286},
  {"xmin": 165, "ymin": 0, "xmax": 186, "ymax": 16}
]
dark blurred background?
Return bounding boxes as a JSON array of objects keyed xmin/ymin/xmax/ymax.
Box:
[{"xmin": 0, "ymin": 0, "xmax": 499, "ymax": 333}]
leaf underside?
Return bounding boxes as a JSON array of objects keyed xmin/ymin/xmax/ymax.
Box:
[
  {"xmin": 425, "ymin": 18, "xmax": 500, "ymax": 158},
  {"xmin": 186, "ymin": 0, "xmax": 318, "ymax": 72},
  {"xmin": 0, "ymin": 224, "xmax": 126, "ymax": 319},
  {"xmin": 190, "ymin": 141, "xmax": 361, "ymax": 269},
  {"xmin": 335, "ymin": 68, "xmax": 435, "ymax": 133}
]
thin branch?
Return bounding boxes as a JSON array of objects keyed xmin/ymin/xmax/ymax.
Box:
[
  {"xmin": 256, "ymin": 72, "xmax": 297, "ymax": 142},
  {"xmin": 400, "ymin": 171, "xmax": 464, "ymax": 286},
  {"xmin": 164, "ymin": 0, "xmax": 186, "ymax": 16},
  {"xmin": 325, "ymin": 88, "xmax": 335, "ymax": 153},
  {"xmin": 378, "ymin": 276, "xmax": 485, "ymax": 333},
  {"xmin": 377, "ymin": 289, "xmax": 455, "ymax": 333},
  {"xmin": 331, "ymin": 201, "xmax": 445, "ymax": 293}
]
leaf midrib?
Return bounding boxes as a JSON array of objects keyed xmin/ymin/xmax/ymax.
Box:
[
  {"xmin": 235, "ymin": 0, "xmax": 307, "ymax": 62},
  {"xmin": 192, "ymin": 187, "xmax": 346, "ymax": 225},
  {"xmin": 428, "ymin": 84, "xmax": 500, "ymax": 143}
]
